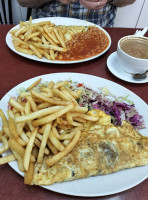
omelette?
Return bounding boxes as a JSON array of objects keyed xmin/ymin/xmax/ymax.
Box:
[{"xmin": 31, "ymin": 110, "xmax": 148, "ymax": 186}]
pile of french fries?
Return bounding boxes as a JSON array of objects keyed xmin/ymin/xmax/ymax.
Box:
[
  {"xmin": 10, "ymin": 17, "xmax": 87, "ymax": 61},
  {"xmin": 0, "ymin": 79, "xmax": 99, "ymax": 185}
]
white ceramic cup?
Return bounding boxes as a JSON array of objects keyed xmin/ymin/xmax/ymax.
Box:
[{"xmin": 117, "ymin": 35, "xmax": 148, "ymax": 74}]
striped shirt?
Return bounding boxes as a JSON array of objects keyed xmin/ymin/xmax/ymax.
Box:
[{"xmin": 35, "ymin": 1, "xmax": 117, "ymax": 27}]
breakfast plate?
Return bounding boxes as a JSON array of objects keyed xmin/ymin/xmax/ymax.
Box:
[
  {"xmin": 0, "ymin": 72, "xmax": 148, "ymax": 197},
  {"xmin": 107, "ymin": 51, "xmax": 148, "ymax": 83},
  {"xmin": 6, "ymin": 17, "xmax": 111, "ymax": 64}
]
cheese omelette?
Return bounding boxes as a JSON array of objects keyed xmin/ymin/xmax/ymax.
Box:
[{"xmin": 31, "ymin": 111, "xmax": 148, "ymax": 185}]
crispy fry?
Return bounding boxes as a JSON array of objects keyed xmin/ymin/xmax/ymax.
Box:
[
  {"xmin": 7, "ymin": 110, "xmax": 15, "ymax": 119},
  {"xmin": 0, "ymin": 136, "xmax": 9, "ymax": 154},
  {"xmin": 27, "ymin": 78, "xmax": 42, "ymax": 91},
  {"xmin": 47, "ymin": 139, "xmax": 58, "ymax": 155},
  {"xmin": 32, "ymin": 103, "xmax": 75, "ymax": 127},
  {"xmin": 9, "ymin": 98, "xmax": 25, "ymax": 112},
  {"xmin": 73, "ymin": 105, "xmax": 88, "ymax": 113},
  {"xmin": 42, "ymin": 32, "xmax": 58, "ymax": 46},
  {"xmin": 37, "ymin": 124, "xmax": 51, "ymax": 163},
  {"xmin": 41, "ymin": 35, "xmax": 49, "ymax": 45},
  {"xmin": 62, "ymin": 139, "xmax": 70, "ymax": 146},
  {"xmin": 58, "ymin": 28, "xmax": 66, "ymax": 47},
  {"xmin": 20, "ymin": 132, "xmax": 29, "ymax": 143},
  {"xmin": 12, "ymin": 150, "xmax": 25, "ymax": 172},
  {"xmin": 29, "ymin": 44, "xmax": 42, "ymax": 59},
  {"xmin": 43, "ymin": 26, "xmax": 59, "ymax": 44},
  {"xmin": 0, "ymin": 146, "xmax": 5, "ymax": 154},
  {"xmin": 15, "ymin": 106, "xmax": 64, "ymax": 123},
  {"xmin": 2, "ymin": 136, "xmax": 9, "ymax": 151},
  {"xmin": 37, "ymin": 102, "xmax": 52, "ymax": 110},
  {"xmin": 19, "ymin": 92, "xmax": 31, "ymax": 98},
  {"xmin": 73, "ymin": 117, "xmax": 86, "ymax": 123},
  {"xmin": 41, "ymin": 87, "xmax": 52, "ymax": 93},
  {"xmin": 25, "ymin": 32, "xmax": 40, "ymax": 42},
  {"xmin": 9, "ymin": 139, "xmax": 25, "ymax": 171},
  {"xmin": 8, "ymin": 118, "xmax": 19, "ymax": 139},
  {"xmin": 15, "ymin": 26, "xmax": 26, "ymax": 37},
  {"xmin": 43, "ymin": 50, "xmax": 51, "ymax": 60},
  {"xmin": 32, "ymin": 146, "xmax": 39, "ymax": 159},
  {"xmin": 9, "ymin": 138, "xmax": 35, "ymax": 162},
  {"xmin": 47, "ymin": 81, "xmax": 55, "ymax": 88},
  {"xmin": 24, "ymin": 162, "xmax": 35, "ymax": 185},
  {"xmin": 17, "ymin": 137, "xmax": 27, "ymax": 146},
  {"xmin": 0, "ymin": 154, "xmax": 16, "ymax": 165},
  {"xmin": 60, "ymin": 89, "xmax": 77, "ymax": 103},
  {"xmin": 0, "ymin": 109, "xmax": 8, "ymax": 127},
  {"xmin": 51, "ymin": 126, "xmax": 60, "ymax": 140},
  {"xmin": 53, "ymin": 81, "xmax": 68, "ymax": 89},
  {"xmin": 46, "ymin": 130, "xmax": 81, "ymax": 167},
  {"xmin": 14, "ymin": 46, "xmax": 33, "ymax": 55},
  {"xmin": 0, "ymin": 129, "xmax": 5, "ymax": 142},
  {"xmin": 3, "ymin": 126, "xmax": 12, "ymax": 138},
  {"xmin": 64, "ymin": 88, "xmax": 83, "ymax": 99},
  {"xmin": 12, "ymin": 35, "xmax": 28, "ymax": 45},
  {"xmin": 49, "ymin": 130, "xmax": 65, "ymax": 152},
  {"xmin": 16, "ymin": 122, "xmax": 25, "ymax": 136},
  {"xmin": 24, "ymin": 128, "xmax": 38, "ymax": 171},
  {"xmin": 32, "ymin": 43, "xmax": 67, "ymax": 52},
  {"xmin": 49, "ymin": 49, "xmax": 55, "ymax": 60},
  {"xmin": 53, "ymin": 28, "xmax": 66, "ymax": 48},
  {"xmin": 39, "ymin": 92, "xmax": 53, "ymax": 98},
  {"xmin": 52, "ymin": 88, "xmax": 71, "ymax": 101},
  {"xmin": 66, "ymin": 112, "xmax": 82, "ymax": 127},
  {"xmin": 71, "ymin": 112, "xmax": 99, "ymax": 121},
  {"xmin": 31, "ymin": 90, "xmax": 70, "ymax": 106},
  {"xmin": 26, "ymin": 131, "xmax": 48, "ymax": 155},
  {"xmin": 26, "ymin": 95, "xmax": 38, "ymax": 112}
]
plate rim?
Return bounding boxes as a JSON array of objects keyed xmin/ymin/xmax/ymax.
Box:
[
  {"xmin": 1, "ymin": 72, "xmax": 148, "ymax": 197},
  {"xmin": 6, "ymin": 17, "xmax": 111, "ymax": 64}
]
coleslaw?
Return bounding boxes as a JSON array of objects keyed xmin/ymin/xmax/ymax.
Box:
[{"xmin": 66, "ymin": 81, "xmax": 145, "ymax": 130}]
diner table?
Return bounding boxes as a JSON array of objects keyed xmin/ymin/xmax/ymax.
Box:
[{"xmin": 0, "ymin": 24, "xmax": 148, "ymax": 200}]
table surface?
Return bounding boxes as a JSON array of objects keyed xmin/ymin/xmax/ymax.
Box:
[{"xmin": 0, "ymin": 24, "xmax": 148, "ymax": 200}]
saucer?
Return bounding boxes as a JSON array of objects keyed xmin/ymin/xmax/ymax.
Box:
[{"xmin": 107, "ymin": 51, "xmax": 148, "ymax": 84}]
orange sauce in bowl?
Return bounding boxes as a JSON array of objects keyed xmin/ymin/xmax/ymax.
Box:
[{"xmin": 57, "ymin": 26, "xmax": 110, "ymax": 61}]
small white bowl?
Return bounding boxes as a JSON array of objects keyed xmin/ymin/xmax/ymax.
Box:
[{"xmin": 117, "ymin": 35, "xmax": 148, "ymax": 74}]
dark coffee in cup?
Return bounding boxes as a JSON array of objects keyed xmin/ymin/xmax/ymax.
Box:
[{"xmin": 120, "ymin": 37, "xmax": 148, "ymax": 59}]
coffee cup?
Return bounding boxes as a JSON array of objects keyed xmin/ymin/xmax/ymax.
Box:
[{"xmin": 117, "ymin": 35, "xmax": 148, "ymax": 74}]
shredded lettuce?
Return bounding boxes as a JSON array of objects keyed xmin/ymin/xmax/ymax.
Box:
[{"xmin": 67, "ymin": 81, "xmax": 145, "ymax": 130}]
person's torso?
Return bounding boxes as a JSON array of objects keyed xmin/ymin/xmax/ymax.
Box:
[{"xmin": 35, "ymin": 0, "xmax": 117, "ymax": 27}]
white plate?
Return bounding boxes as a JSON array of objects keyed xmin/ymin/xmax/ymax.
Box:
[
  {"xmin": 1, "ymin": 72, "xmax": 148, "ymax": 197},
  {"xmin": 6, "ymin": 17, "xmax": 111, "ymax": 64},
  {"xmin": 107, "ymin": 52, "xmax": 148, "ymax": 83}
]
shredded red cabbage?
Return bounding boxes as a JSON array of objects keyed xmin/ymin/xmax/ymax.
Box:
[{"xmin": 74, "ymin": 84, "xmax": 145, "ymax": 130}]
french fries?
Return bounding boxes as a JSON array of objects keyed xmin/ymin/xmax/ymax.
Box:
[
  {"xmin": 0, "ymin": 79, "xmax": 99, "ymax": 185},
  {"xmin": 10, "ymin": 17, "xmax": 89, "ymax": 61},
  {"xmin": 24, "ymin": 162, "xmax": 35, "ymax": 184},
  {"xmin": 46, "ymin": 129, "xmax": 81, "ymax": 167},
  {"xmin": 10, "ymin": 17, "xmax": 67, "ymax": 60},
  {"xmin": 24, "ymin": 128, "xmax": 38, "ymax": 171},
  {"xmin": 37, "ymin": 124, "xmax": 51, "ymax": 163},
  {"xmin": 0, "ymin": 154, "xmax": 15, "ymax": 165}
]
